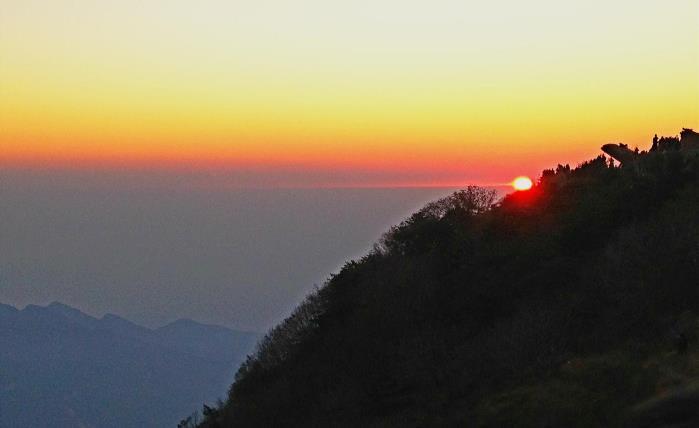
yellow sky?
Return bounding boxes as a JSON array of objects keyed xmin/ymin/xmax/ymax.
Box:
[{"xmin": 1, "ymin": 0, "xmax": 697, "ymax": 186}]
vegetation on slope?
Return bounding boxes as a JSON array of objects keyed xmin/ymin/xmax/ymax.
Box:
[{"xmin": 189, "ymin": 140, "xmax": 699, "ymax": 427}]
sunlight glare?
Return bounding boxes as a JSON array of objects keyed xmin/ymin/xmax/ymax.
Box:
[{"xmin": 512, "ymin": 176, "xmax": 533, "ymax": 191}]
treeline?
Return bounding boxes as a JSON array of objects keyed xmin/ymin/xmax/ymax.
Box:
[{"xmin": 188, "ymin": 146, "xmax": 699, "ymax": 427}]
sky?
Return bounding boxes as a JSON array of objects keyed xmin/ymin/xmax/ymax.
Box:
[
  {"xmin": 0, "ymin": 175, "xmax": 457, "ymax": 330},
  {"xmin": 1, "ymin": 0, "xmax": 697, "ymax": 186},
  {"xmin": 0, "ymin": 1, "xmax": 698, "ymax": 329}
]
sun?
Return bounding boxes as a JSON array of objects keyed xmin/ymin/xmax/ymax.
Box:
[{"xmin": 512, "ymin": 176, "xmax": 533, "ymax": 191}]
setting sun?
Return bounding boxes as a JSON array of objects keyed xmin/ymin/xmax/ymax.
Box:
[{"xmin": 512, "ymin": 176, "xmax": 533, "ymax": 191}]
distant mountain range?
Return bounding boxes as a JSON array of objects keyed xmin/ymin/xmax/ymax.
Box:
[{"xmin": 0, "ymin": 302, "xmax": 258, "ymax": 428}]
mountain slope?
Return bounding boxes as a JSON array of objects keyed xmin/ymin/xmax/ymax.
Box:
[
  {"xmin": 195, "ymin": 140, "xmax": 699, "ymax": 427},
  {"xmin": 0, "ymin": 303, "xmax": 257, "ymax": 428}
]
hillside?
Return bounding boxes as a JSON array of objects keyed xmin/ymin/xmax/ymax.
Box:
[
  {"xmin": 0, "ymin": 302, "xmax": 257, "ymax": 428},
  {"xmin": 194, "ymin": 132, "xmax": 699, "ymax": 427}
]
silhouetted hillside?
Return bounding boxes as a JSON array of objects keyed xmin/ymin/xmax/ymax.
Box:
[
  {"xmin": 0, "ymin": 302, "xmax": 257, "ymax": 428},
  {"xmin": 194, "ymin": 132, "xmax": 699, "ymax": 427}
]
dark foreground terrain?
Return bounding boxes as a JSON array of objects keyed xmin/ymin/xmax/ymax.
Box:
[
  {"xmin": 0, "ymin": 302, "xmax": 257, "ymax": 428},
  {"xmin": 193, "ymin": 131, "xmax": 699, "ymax": 426}
]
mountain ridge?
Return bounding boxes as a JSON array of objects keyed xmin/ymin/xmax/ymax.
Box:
[
  {"xmin": 191, "ymin": 132, "xmax": 699, "ymax": 427},
  {"xmin": 0, "ymin": 301, "xmax": 259, "ymax": 428}
]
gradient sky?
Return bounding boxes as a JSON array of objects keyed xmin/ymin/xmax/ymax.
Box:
[{"xmin": 2, "ymin": 0, "xmax": 697, "ymax": 186}]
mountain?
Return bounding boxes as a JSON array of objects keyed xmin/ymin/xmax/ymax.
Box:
[
  {"xmin": 0, "ymin": 303, "xmax": 18, "ymax": 318},
  {"xmin": 0, "ymin": 302, "xmax": 258, "ymax": 428},
  {"xmin": 193, "ymin": 132, "xmax": 699, "ymax": 427}
]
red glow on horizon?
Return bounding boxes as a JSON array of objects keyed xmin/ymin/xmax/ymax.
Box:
[{"xmin": 0, "ymin": 150, "xmax": 548, "ymax": 190}]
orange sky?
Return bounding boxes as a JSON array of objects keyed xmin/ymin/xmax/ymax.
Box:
[{"xmin": 1, "ymin": 0, "xmax": 698, "ymax": 187}]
